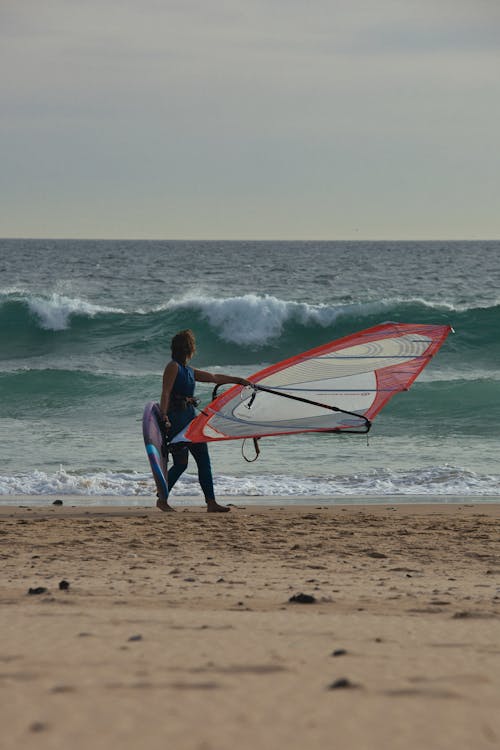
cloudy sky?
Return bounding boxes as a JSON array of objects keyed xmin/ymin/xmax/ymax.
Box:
[{"xmin": 1, "ymin": 0, "xmax": 499, "ymax": 239}]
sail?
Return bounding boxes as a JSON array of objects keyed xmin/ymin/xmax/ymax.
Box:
[{"xmin": 171, "ymin": 322, "xmax": 452, "ymax": 444}]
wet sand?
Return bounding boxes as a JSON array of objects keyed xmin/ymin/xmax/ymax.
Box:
[{"xmin": 1, "ymin": 501, "xmax": 499, "ymax": 749}]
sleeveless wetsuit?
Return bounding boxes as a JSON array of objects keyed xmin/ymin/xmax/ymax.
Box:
[
  {"xmin": 167, "ymin": 361, "xmax": 196, "ymax": 437},
  {"xmin": 166, "ymin": 360, "xmax": 215, "ymax": 501}
]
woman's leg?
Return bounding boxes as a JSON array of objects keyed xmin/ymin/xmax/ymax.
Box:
[
  {"xmin": 189, "ymin": 443, "xmax": 214, "ymax": 499},
  {"xmin": 189, "ymin": 443, "xmax": 229, "ymax": 512},
  {"xmin": 167, "ymin": 445, "xmax": 189, "ymax": 490}
]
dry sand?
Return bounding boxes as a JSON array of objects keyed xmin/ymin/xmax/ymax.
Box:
[{"xmin": 1, "ymin": 500, "xmax": 499, "ymax": 750}]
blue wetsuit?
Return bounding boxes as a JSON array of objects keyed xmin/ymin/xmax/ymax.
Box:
[{"xmin": 166, "ymin": 361, "xmax": 215, "ymax": 501}]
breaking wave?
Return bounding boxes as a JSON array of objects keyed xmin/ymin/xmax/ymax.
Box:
[{"xmin": 1, "ymin": 290, "xmax": 498, "ymax": 364}]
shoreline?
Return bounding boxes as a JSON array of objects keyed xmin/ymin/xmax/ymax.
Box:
[{"xmin": 2, "ymin": 493, "xmax": 500, "ymax": 509}]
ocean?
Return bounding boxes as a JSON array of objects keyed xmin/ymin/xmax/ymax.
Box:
[{"xmin": 1, "ymin": 239, "xmax": 499, "ymax": 504}]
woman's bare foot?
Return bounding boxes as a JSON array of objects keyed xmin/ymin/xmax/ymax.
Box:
[
  {"xmin": 156, "ymin": 499, "xmax": 175, "ymax": 512},
  {"xmin": 206, "ymin": 499, "xmax": 230, "ymax": 513}
]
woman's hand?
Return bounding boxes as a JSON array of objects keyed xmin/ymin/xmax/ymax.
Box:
[
  {"xmin": 194, "ymin": 369, "xmax": 253, "ymax": 387},
  {"xmin": 236, "ymin": 378, "xmax": 252, "ymax": 387}
]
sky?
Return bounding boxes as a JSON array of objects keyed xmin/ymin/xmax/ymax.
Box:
[{"xmin": 1, "ymin": 0, "xmax": 499, "ymax": 240}]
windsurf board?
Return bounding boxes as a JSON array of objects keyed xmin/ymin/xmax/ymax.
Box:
[{"xmin": 142, "ymin": 401, "xmax": 169, "ymax": 501}]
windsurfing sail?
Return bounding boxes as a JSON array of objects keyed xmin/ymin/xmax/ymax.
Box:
[{"xmin": 170, "ymin": 322, "xmax": 452, "ymax": 445}]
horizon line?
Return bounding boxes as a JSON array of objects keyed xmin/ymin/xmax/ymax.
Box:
[{"xmin": 1, "ymin": 236, "xmax": 499, "ymax": 243}]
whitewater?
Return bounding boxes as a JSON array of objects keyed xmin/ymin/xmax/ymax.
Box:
[{"xmin": 1, "ymin": 239, "xmax": 499, "ymax": 503}]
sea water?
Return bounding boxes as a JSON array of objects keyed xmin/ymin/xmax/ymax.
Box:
[{"xmin": 1, "ymin": 239, "xmax": 499, "ymax": 504}]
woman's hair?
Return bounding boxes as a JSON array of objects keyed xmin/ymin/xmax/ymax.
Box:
[{"xmin": 171, "ymin": 329, "xmax": 196, "ymax": 362}]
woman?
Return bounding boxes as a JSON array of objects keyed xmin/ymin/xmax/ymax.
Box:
[{"xmin": 159, "ymin": 329, "xmax": 250, "ymax": 513}]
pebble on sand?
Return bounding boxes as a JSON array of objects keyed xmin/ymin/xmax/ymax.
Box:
[
  {"xmin": 289, "ymin": 593, "xmax": 316, "ymax": 604},
  {"xmin": 29, "ymin": 722, "xmax": 48, "ymax": 732},
  {"xmin": 328, "ymin": 678, "xmax": 359, "ymax": 690}
]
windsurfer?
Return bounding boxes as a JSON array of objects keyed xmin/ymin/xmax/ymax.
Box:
[{"xmin": 158, "ymin": 329, "xmax": 250, "ymax": 513}]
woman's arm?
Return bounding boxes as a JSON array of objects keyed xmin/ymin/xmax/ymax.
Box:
[
  {"xmin": 160, "ymin": 361, "xmax": 179, "ymax": 421},
  {"xmin": 193, "ymin": 369, "xmax": 251, "ymax": 387}
]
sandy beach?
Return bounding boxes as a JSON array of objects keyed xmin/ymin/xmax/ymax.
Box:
[{"xmin": 1, "ymin": 500, "xmax": 499, "ymax": 750}]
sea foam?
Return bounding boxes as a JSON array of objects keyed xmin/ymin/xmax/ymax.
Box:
[
  {"xmin": 1, "ymin": 465, "xmax": 498, "ymax": 498},
  {"xmin": 0, "ymin": 291, "xmax": 124, "ymax": 331},
  {"xmin": 26, "ymin": 293, "xmax": 124, "ymax": 330},
  {"xmin": 163, "ymin": 293, "xmax": 391, "ymax": 345},
  {"xmin": 155, "ymin": 293, "xmax": 500, "ymax": 345}
]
